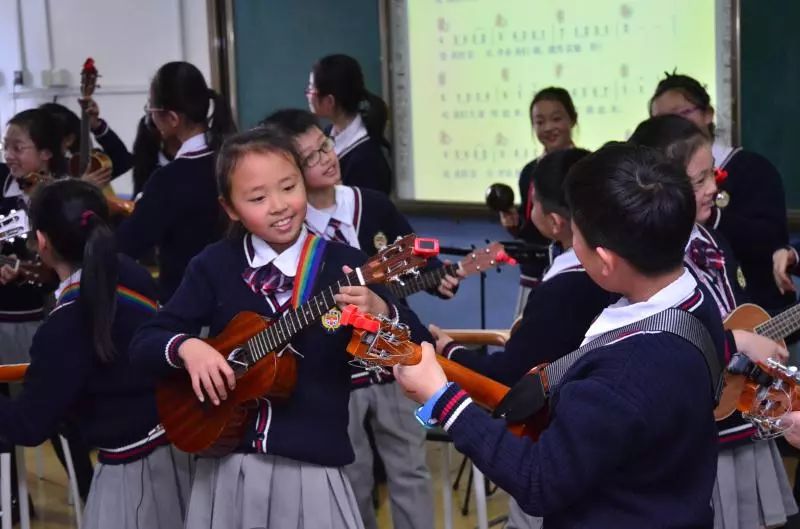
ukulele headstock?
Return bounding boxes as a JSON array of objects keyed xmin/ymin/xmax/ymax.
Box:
[
  {"xmin": 0, "ymin": 209, "xmax": 31, "ymax": 244},
  {"xmin": 738, "ymin": 358, "xmax": 800, "ymax": 440},
  {"xmin": 80, "ymin": 57, "xmax": 99, "ymax": 100},
  {"xmin": 341, "ymin": 305, "xmax": 421, "ymax": 371},
  {"xmin": 360, "ymin": 234, "xmax": 439, "ymax": 284},
  {"xmin": 458, "ymin": 242, "xmax": 516, "ymax": 276}
]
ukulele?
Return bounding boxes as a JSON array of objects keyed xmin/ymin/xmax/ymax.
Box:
[
  {"xmin": 0, "ymin": 363, "xmax": 28, "ymax": 383},
  {"xmin": 342, "ymin": 305, "xmax": 545, "ymax": 439},
  {"xmin": 0, "ymin": 209, "xmax": 30, "ymax": 244},
  {"xmin": 387, "ymin": 242, "xmax": 516, "ymax": 299},
  {"xmin": 0, "ymin": 254, "xmax": 55, "ymax": 286},
  {"xmin": 715, "ymin": 302, "xmax": 800, "ymax": 420},
  {"xmin": 69, "ymin": 58, "xmax": 134, "ymax": 217},
  {"xmin": 156, "ymin": 234, "xmax": 438, "ymax": 455},
  {"xmin": 720, "ymin": 356, "xmax": 800, "ymax": 440}
]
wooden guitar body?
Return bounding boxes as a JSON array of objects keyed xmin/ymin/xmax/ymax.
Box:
[
  {"xmin": 0, "ymin": 363, "xmax": 29, "ymax": 383},
  {"xmin": 156, "ymin": 312, "xmax": 298, "ymax": 456},
  {"xmin": 715, "ymin": 304, "xmax": 781, "ymax": 420}
]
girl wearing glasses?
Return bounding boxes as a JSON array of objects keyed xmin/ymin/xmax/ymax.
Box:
[
  {"xmin": 649, "ymin": 73, "xmax": 792, "ymax": 315},
  {"xmin": 630, "ymin": 114, "xmax": 797, "ymax": 529},
  {"xmin": 306, "ymin": 54, "xmax": 392, "ymax": 195},
  {"xmin": 116, "ymin": 61, "xmax": 236, "ymax": 303}
]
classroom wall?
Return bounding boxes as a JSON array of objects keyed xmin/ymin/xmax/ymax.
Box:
[{"xmin": 0, "ymin": 0, "xmax": 212, "ymax": 197}]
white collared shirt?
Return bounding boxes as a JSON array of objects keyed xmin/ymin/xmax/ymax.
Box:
[
  {"xmin": 305, "ymin": 186, "xmax": 360, "ymax": 249},
  {"xmin": 175, "ymin": 133, "xmax": 209, "ymax": 160},
  {"xmin": 542, "ymin": 248, "xmax": 582, "ymax": 282},
  {"xmin": 581, "ymin": 269, "xmax": 698, "ymax": 345},
  {"xmin": 54, "ymin": 269, "xmax": 82, "ymax": 301},
  {"xmin": 2, "ymin": 173, "xmax": 22, "ymax": 199},
  {"xmin": 245, "ymin": 227, "xmax": 308, "ymax": 306},
  {"xmin": 331, "ymin": 115, "xmax": 368, "ymax": 158}
]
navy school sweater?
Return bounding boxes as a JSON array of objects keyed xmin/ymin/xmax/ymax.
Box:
[
  {"xmin": 445, "ymin": 266, "xmax": 614, "ymax": 386},
  {"xmin": 338, "ymin": 136, "xmax": 392, "ymax": 195},
  {"xmin": 708, "ymin": 149, "xmax": 792, "ymax": 312},
  {"xmin": 90, "ymin": 119, "xmax": 133, "ymax": 179},
  {"xmin": 0, "ymin": 255, "xmax": 164, "ymax": 464},
  {"xmin": 686, "ymin": 224, "xmax": 755, "ymax": 447},
  {"xmin": 115, "ymin": 148, "xmax": 225, "ymax": 302},
  {"xmin": 0, "ymin": 165, "xmax": 54, "ymax": 322},
  {"xmin": 129, "ymin": 234, "xmax": 431, "ymax": 467},
  {"xmin": 431, "ymin": 283, "xmax": 724, "ymax": 528}
]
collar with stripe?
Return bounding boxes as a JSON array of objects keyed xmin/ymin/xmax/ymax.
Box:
[
  {"xmin": 175, "ymin": 132, "xmax": 212, "ymax": 160},
  {"xmin": 331, "ymin": 114, "xmax": 369, "ymax": 158},
  {"xmin": 542, "ymin": 247, "xmax": 582, "ymax": 282},
  {"xmin": 581, "ymin": 269, "xmax": 699, "ymax": 345},
  {"xmin": 304, "ymin": 185, "xmax": 362, "ymax": 248},
  {"xmin": 243, "ymin": 226, "xmax": 309, "ymax": 278}
]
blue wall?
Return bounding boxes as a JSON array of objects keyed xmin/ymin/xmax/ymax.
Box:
[
  {"xmin": 233, "ymin": 1, "xmax": 384, "ymax": 128},
  {"xmin": 403, "ymin": 215, "xmax": 520, "ymax": 330}
]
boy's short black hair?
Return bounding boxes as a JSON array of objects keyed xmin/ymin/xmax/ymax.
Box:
[
  {"xmin": 531, "ymin": 148, "xmax": 591, "ymax": 218},
  {"xmin": 260, "ymin": 109, "xmax": 321, "ymax": 136},
  {"xmin": 565, "ymin": 143, "xmax": 695, "ymax": 276}
]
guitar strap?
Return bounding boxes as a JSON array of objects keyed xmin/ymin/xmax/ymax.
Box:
[{"xmin": 495, "ymin": 308, "xmax": 724, "ymax": 422}]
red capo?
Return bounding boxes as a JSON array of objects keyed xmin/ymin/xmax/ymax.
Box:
[{"xmin": 340, "ymin": 305, "xmax": 381, "ymax": 333}]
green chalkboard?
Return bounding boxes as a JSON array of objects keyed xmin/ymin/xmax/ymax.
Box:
[
  {"xmin": 740, "ymin": 2, "xmax": 800, "ymax": 210},
  {"xmin": 232, "ymin": 0, "xmax": 384, "ymax": 129}
]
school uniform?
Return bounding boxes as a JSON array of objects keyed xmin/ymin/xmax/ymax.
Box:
[
  {"xmin": 684, "ymin": 223, "xmax": 797, "ymax": 528},
  {"xmin": 424, "ymin": 270, "xmax": 724, "ymax": 528},
  {"xmin": 90, "ymin": 119, "xmax": 133, "ymax": 178},
  {"xmin": 329, "ymin": 115, "xmax": 392, "ymax": 195},
  {"xmin": 708, "ymin": 143, "xmax": 792, "ymax": 313},
  {"xmin": 305, "ymin": 185, "xmax": 435, "ymax": 529},
  {"xmin": 444, "ymin": 248, "xmax": 613, "ymax": 386},
  {"xmin": 0, "ymin": 255, "xmax": 191, "ymax": 529},
  {"xmin": 129, "ymin": 228, "xmax": 429, "ymax": 529},
  {"xmin": 512, "ymin": 160, "xmax": 553, "ymax": 316},
  {"xmin": 116, "ymin": 133, "xmax": 224, "ymax": 302},
  {"xmin": 444, "ymin": 248, "xmax": 611, "ymax": 529},
  {"xmin": 0, "ymin": 166, "xmax": 50, "ymax": 363}
]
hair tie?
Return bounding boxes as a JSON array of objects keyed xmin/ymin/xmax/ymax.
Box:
[{"xmin": 80, "ymin": 210, "xmax": 96, "ymax": 227}]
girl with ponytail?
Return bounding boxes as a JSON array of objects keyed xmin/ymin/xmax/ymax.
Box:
[
  {"xmin": 117, "ymin": 61, "xmax": 237, "ymax": 302},
  {"xmin": 306, "ymin": 54, "xmax": 392, "ymax": 194},
  {"xmin": 0, "ymin": 178, "xmax": 192, "ymax": 528}
]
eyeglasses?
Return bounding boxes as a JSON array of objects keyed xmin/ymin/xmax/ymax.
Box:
[
  {"xmin": 303, "ymin": 137, "xmax": 335, "ymax": 168},
  {"xmin": 143, "ymin": 103, "xmax": 166, "ymax": 114},
  {"xmin": 0, "ymin": 141, "xmax": 36, "ymax": 156}
]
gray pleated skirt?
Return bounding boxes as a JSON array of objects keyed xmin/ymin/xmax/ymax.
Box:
[
  {"xmin": 0, "ymin": 320, "xmax": 38, "ymax": 364},
  {"xmin": 712, "ymin": 440, "xmax": 797, "ymax": 528},
  {"xmin": 185, "ymin": 453, "xmax": 365, "ymax": 529},
  {"xmin": 83, "ymin": 444, "xmax": 193, "ymax": 529}
]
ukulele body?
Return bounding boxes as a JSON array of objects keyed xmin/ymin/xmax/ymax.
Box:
[
  {"xmin": 68, "ymin": 149, "xmax": 112, "ymax": 178},
  {"xmin": 715, "ymin": 304, "xmax": 781, "ymax": 420},
  {"xmin": 156, "ymin": 311, "xmax": 298, "ymax": 456}
]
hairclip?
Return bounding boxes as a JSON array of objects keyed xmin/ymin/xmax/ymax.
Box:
[
  {"xmin": 714, "ymin": 168, "xmax": 728, "ymax": 184},
  {"xmin": 80, "ymin": 210, "xmax": 96, "ymax": 227}
]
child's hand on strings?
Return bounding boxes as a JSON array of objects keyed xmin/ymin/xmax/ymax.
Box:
[
  {"xmin": 436, "ymin": 261, "xmax": 464, "ymax": 298},
  {"xmin": 178, "ymin": 338, "xmax": 236, "ymax": 405},
  {"xmin": 335, "ymin": 265, "xmax": 390, "ymax": 316},
  {"xmin": 428, "ymin": 324, "xmax": 455, "ymax": 354}
]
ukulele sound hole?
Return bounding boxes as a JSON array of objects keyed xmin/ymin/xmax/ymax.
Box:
[{"xmin": 227, "ymin": 347, "xmax": 250, "ymax": 377}]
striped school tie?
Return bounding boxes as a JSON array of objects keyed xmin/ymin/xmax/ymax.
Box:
[
  {"xmin": 327, "ymin": 218, "xmax": 350, "ymax": 245},
  {"xmin": 242, "ymin": 263, "xmax": 293, "ymax": 309},
  {"xmin": 689, "ymin": 238, "xmax": 725, "ymax": 272}
]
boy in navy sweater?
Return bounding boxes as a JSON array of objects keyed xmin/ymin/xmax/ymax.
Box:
[
  {"xmin": 395, "ymin": 144, "xmax": 725, "ymax": 528},
  {"xmin": 433, "ymin": 148, "xmax": 613, "ymax": 388}
]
